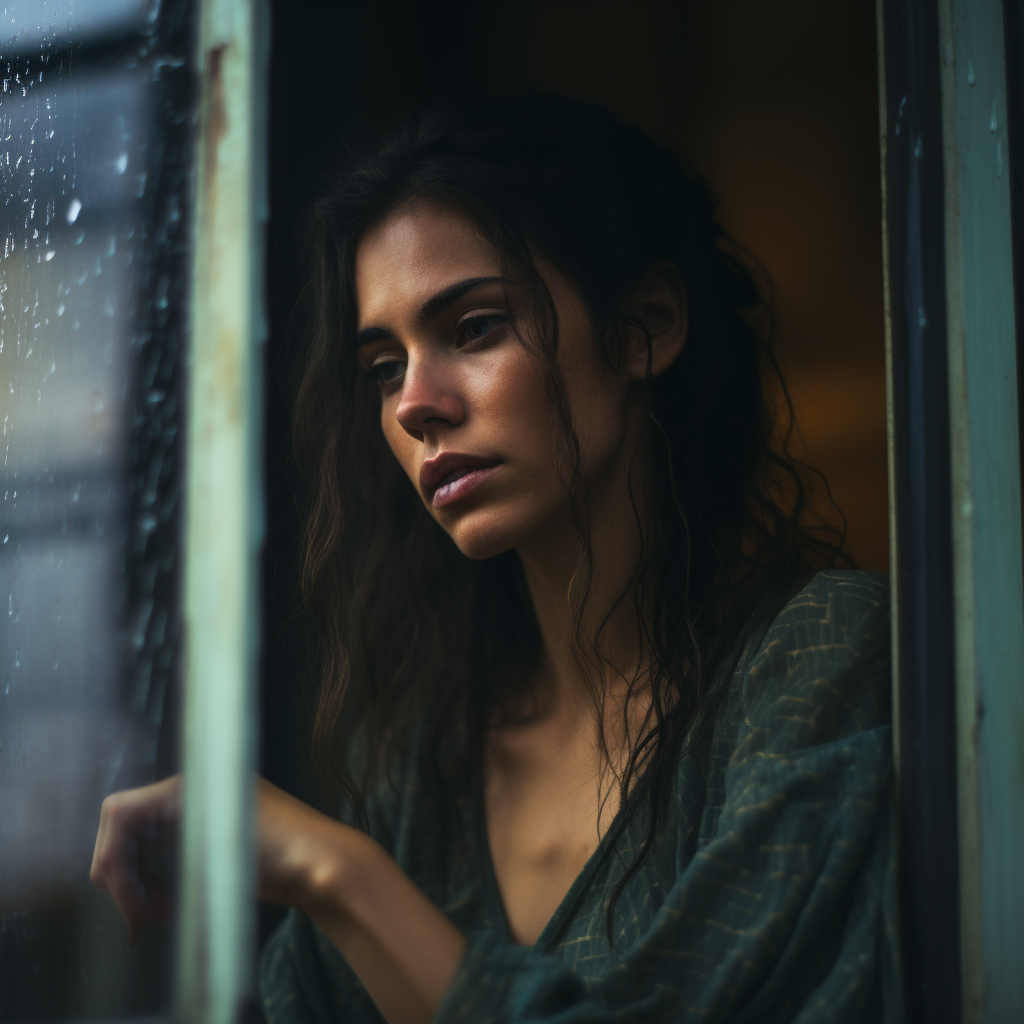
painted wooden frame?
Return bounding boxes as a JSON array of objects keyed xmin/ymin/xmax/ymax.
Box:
[
  {"xmin": 878, "ymin": 0, "xmax": 1024, "ymax": 1019},
  {"xmin": 178, "ymin": 0, "xmax": 267, "ymax": 1019}
]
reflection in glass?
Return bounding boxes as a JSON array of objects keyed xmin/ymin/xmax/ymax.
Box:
[
  {"xmin": 0, "ymin": 8, "xmax": 192, "ymax": 1016},
  {"xmin": 1, "ymin": 0, "xmax": 151, "ymax": 51}
]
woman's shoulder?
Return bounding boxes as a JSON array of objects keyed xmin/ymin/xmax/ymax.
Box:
[
  {"xmin": 716, "ymin": 569, "xmax": 892, "ymax": 763},
  {"xmin": 764, "ymin": 567, "xmax": 890, "ymax": 641}
]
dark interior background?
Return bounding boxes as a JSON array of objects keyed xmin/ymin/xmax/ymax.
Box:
[{"xmin": 260, "ymin": 0, "xmax": 887, "ymax": 941}]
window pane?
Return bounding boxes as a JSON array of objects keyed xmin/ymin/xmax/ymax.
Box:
[
  {"xmin": 2, "ymin": 0, "xmax": 152, "ymax": 51},
  {"xmin": 0, "ymin": 9, "xmax": 193, "ymax": 1017}
]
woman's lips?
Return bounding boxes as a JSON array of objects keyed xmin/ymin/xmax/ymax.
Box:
[
  {"xmin": 420, "ymin": 452, "xmax": 502, "ymax": 508},
  {"xmin": 431, "ymin": 464, "xmax": 499, "ymax": 508}
]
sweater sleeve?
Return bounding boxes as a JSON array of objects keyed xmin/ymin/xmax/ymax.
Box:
[
  {"xmin": 434, "ymin": 571, "xmax": 903, "ymax": 1024},
  {"xmin": 260, "ymin": 745, "xmax": 406, "ymax": 1024},
  {"xmin": 261, "ymin": 908, "xmax": 386, "ymax": 1024}
]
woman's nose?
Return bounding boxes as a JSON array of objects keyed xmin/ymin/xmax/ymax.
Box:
[{"xmin": 394, "ymin": 354, "xmax": 465, "ymax": 439}]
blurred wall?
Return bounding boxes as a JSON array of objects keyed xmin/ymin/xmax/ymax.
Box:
[{"xmin": 485, "ymin": 0, "xmax": 889, "ymax": 570}]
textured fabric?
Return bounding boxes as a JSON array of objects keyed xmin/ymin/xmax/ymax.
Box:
[{"xmin": 260, "ymin": 570, "xmax": 903, "ymax": 1024}]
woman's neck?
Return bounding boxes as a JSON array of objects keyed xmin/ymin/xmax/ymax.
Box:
[{"xmin": 516, "ymin": 467, "xmax": 649, "ymax": 721}]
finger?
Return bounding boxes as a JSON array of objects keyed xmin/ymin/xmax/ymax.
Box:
[
  {"xmin": 107, "ymin": 846, "xmax": 148, "ymax": 945},
  {"xmin": 140, "ymin": 865, "xmax": 175, "ymax": 924},
  {"xmin": 91, "ymin": 799, "xmax": 154, "ymax": 940},
  {"xmin": 100, "ymin": 846, "xmax": 174, "ymax": 941},
  {"xmin": 91, "ymin": 792, "xmax": 136, "ymax": 887},
  {"xmin": 90, "ymin": 812, "xmax": 111, "ymax": 892},
  {"xmin": 90, "ymin": 794, "xmax": 130, "ymax": 894}
]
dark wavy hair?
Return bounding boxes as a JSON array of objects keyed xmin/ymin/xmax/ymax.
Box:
[{"xmin": 292, "ymin": 92, "xmax": 845, "ymax": 936}]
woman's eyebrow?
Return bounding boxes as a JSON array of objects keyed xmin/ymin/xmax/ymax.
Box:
[
  {"xmin": 354, "ymin": 325, "xmax": 392, "ymax": 348},
  {"xmin": 416, "ymin": 276, "xmax": 511, "ymax": 325},
  {"xmin": 355, "ymin": 276, "xmax": 511, "ymax": 348}
]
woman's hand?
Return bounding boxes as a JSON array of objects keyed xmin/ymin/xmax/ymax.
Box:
[
  {"xmin": 90, "ymin": 774, "xmax": 357, "ymax": 932},
  {"xmin": 89, "ymin": 774, "xmax": 181, "ymax": 945},
  {"xmin": 92, "ymin": 777, "xmax": 467, "ymax": 1024}
]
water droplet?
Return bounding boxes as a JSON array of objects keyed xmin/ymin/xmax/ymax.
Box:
[
  {"xmin": 914, "ymin": 135, "xmax": 923, "ymax": 158},
  {"xmin": 2, "ymin": 534, "xmax": 7, "ymax": 544},
  {"xmin": 991, "ymin": 101, "xmax": 999, "ymax": 133},
  {"xmin": 8, "ymin": 594, "xmax": 12, "ymax": 615},
  {"xmin": 66, "ymin": 198, "xmax": 81, "ymax": 223},
  {"xmin": 56, "ymin": 302, "xmax": 64, "ymax": 317},
  {"xmin": 114, "ymin": 153, "xmax": 128, "ymax": 174},
  {"xmin": 14, "ymin": 650, "xmax": 19, "ymax": 668},
  {"xmin": 45, "ymin": 250, "xmax": 54, "ymax": 261},
  {"xmin": 967, "ymin": 60, "xmax": 976, "ymax": 86}
]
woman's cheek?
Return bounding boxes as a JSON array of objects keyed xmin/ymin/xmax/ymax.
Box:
[
  {"xmin": 475, "ymin": 345, "xmax": 553, "ymax": 444},
  {"xmin": 380, "ymin": 405, "xmax": 420, "ymax": 488}
]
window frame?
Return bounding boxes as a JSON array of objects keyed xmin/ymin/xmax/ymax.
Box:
[
  {"xmin": 877, "ymin": 0, "xmax": 1024, "ymax": 1020},
  {"xmin": 176, "ymin": 0, "xmax": 267, "ymax": 1020}
]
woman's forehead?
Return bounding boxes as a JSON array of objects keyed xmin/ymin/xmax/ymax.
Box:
[{"xmin": 354, "ymin": 201, "xmax": 500, "ymax": 326}]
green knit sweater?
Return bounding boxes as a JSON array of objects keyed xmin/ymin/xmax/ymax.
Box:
[{"xmin": 261, "ymin": 570, "xmax": 903, "ymax": 1023}]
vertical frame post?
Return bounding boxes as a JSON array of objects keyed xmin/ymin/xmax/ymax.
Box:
[
  {"xmin": 939, "ymin": 0, "xmax": 1024, "ymax": 1019},
  {"xmin": 879, "ymin": 0, "xmax": 1024, "ymax": 1020},
  {"xmin": 178, "ymin": 0, "xmax": 267, "ymax": 1019},
  {"xmin": 877, "ymin": 0, "xmax": 962, "ymax": 1021}
]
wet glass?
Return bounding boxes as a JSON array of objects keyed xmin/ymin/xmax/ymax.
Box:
[{"xmin": 0, "ymin": 2, "xmax": 194, "ymax": 1017}]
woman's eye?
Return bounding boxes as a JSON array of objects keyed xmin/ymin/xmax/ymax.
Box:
[
  {"xmin": 373, "ymin": 359, "xmax": 405, "ymax": 385},
  {"xmin": 455, "ymin": 314, "xmax": 508, "ymax": 347}
]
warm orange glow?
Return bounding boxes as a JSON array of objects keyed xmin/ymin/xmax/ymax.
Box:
[{"xmin": 492, "ymin": 0, "xmax": 889, "ymax": 570}]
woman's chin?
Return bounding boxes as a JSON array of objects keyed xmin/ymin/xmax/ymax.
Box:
[
  {"xmin": 442, "ymin": 506, "xmax": 529, "ymax": 562},
  {"xmin": 451, "ymin": 529, "xmax": 517, "ymax": 562}
]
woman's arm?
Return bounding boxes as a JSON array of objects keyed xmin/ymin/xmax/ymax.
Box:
[
  {"xmin": 91, "ymin": 776, "xmax": 465, "ymax": 1024},
  {"xmin": 257, "ymin": 779, "xmax": 466, "ymax": 1024}
]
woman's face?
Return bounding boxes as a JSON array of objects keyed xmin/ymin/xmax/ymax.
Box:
[{"xmin": 354, "ymin": 200, "xmax": 637, "ymax": 562}]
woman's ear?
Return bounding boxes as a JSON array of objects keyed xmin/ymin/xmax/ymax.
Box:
[{"xmin": 623, "ymin": 263, "xmax": 688, "ymax": 382}]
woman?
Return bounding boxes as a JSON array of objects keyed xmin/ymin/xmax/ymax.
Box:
[{"xmin": 91, "ymin": 94, "xmax": 902, "ymax": 1023}]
